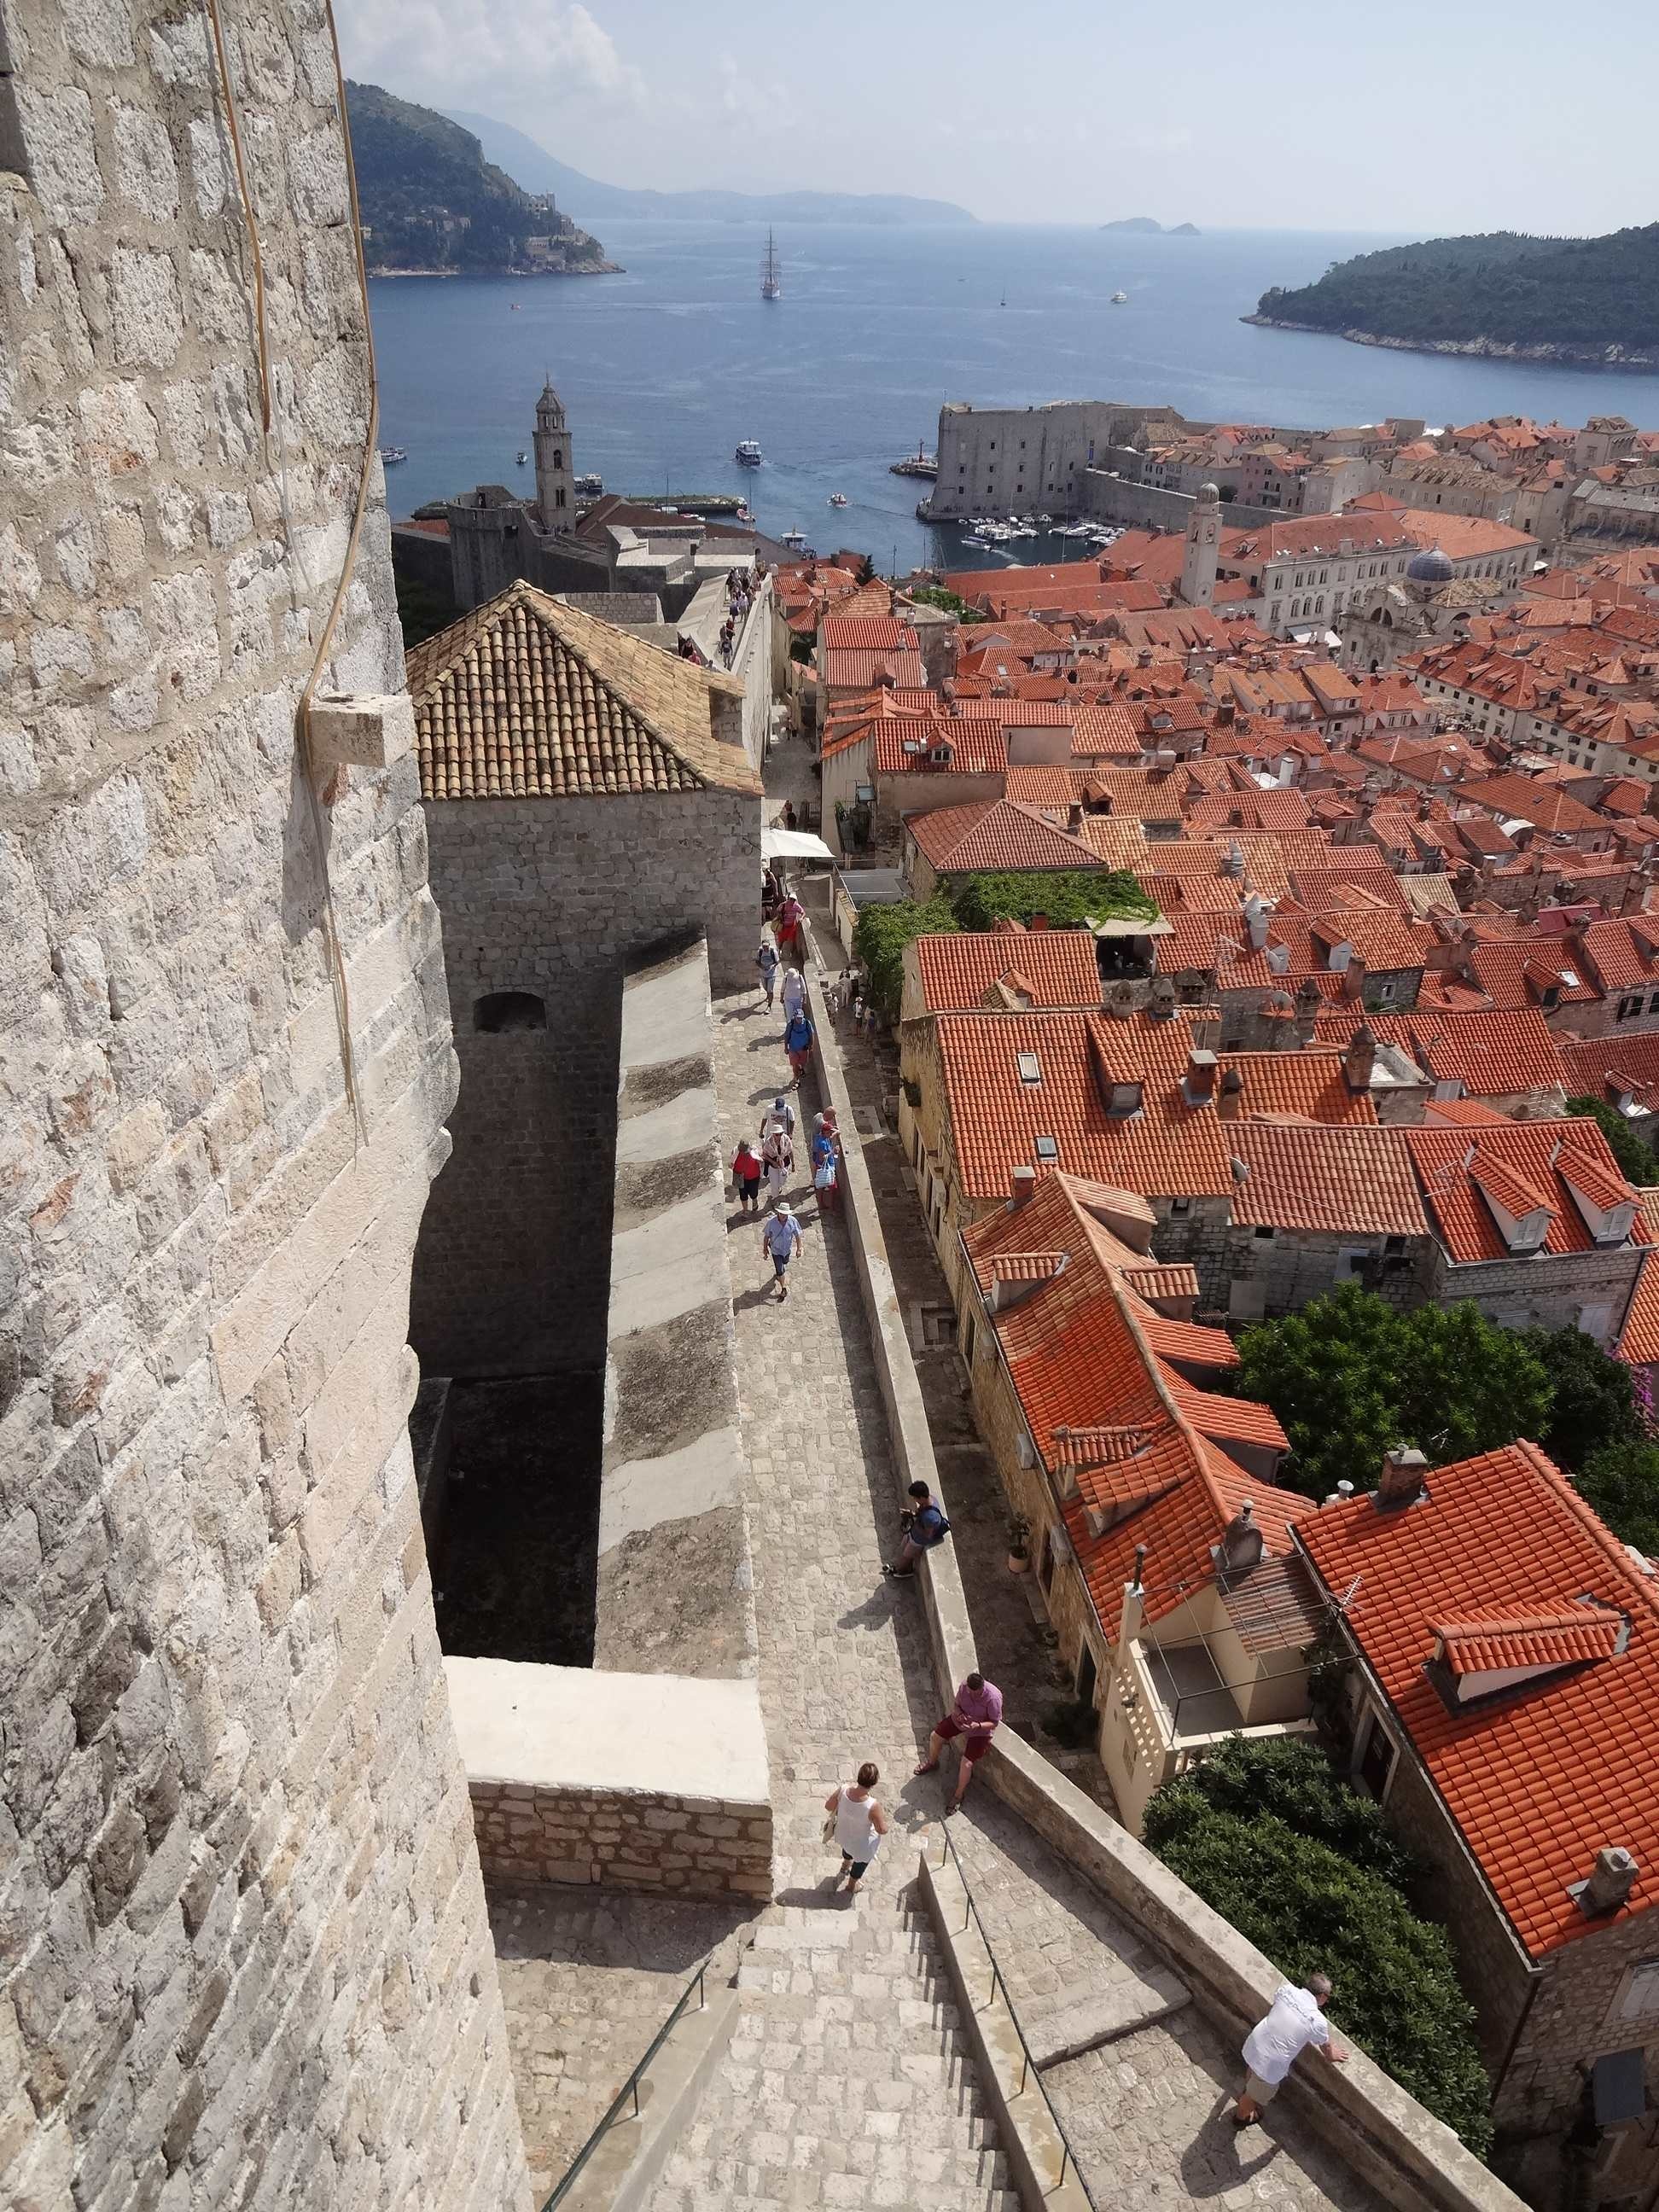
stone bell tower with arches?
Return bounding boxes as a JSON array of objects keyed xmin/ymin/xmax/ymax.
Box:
[
  {"xmin": 1180, "ymin": 479, "xmax": 1221, "ymax": 608},
  {"xmin": 533, "ymin": 375, "xmax": 574, "ymax": 529}
]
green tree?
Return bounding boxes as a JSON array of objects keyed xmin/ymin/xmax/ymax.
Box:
[
  {"xmin": 1563, "ymin": 1097, "xmax": 1658, "ymax": 1189},
  {"xmin": 1575, "ymin": 1441, "xmax": 1659, "ymax": 1557},
  {"xmin": 1144, "ymin": 1734, "xmax": 1413, "ymax": 1887},
  {"xmin": 948, "ymin": 869, "xmax": 1155, "ymax": 933},
  {"xmin": 854, "ymin": 554, "xmax": 877, "ymax": 585},
  {"xmin": 1520, "ymin": 1324, "xmax": 1645, "ymax": 1472},
  {"xmin": 852, "ymin": 898, "xmax": 958, "ymax": 1020},
  {"xmin": 1145, "ymin": 1784, "xmax": 1493, "ymax": 2153},
  {"xmin": 1233, "ymin": 1284, "xmax": 1550, "ymax": 1499}
]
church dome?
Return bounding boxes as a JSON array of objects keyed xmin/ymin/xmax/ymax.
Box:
[{"xmin": 1406, "ymin": 544, "xmax": 1455, "ymax": 585}]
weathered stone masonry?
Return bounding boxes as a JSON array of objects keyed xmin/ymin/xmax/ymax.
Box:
[{"xmin": 1, "ymin": 6, "xmax": 527, "ymax": 2208}]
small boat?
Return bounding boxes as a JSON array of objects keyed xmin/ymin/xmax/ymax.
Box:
[
  {"xmin": 736, "ymin": 438, "xmax": 763, "ymax": 466},
  {"xmin": 829, "ymin": 492, "xmax": 848, "ymax": 508},
  {"xmin": 574, "ymin": 472, "xmax": 603, "ymax": 496},
  {"xmin": 510, "ymin": 303, "xmax": 521, "ymax": 311},
  {"xmin": 1110, "ymin": 290, "xmax": 1128, "ymax": 305},
  {"xmin": 378, "ymin": 445, "xmax": 408, "ymax": 465},
  {"xmin": 736, "ymin": 503, "xmax": 755, "ymax": 524},
  {"xmin": 781, "ymin": 527, "xmax": 807, "ymax": 546},
  {"xmin": 516, "ymin": 451, "xmax": 527, "ymax": 465}
]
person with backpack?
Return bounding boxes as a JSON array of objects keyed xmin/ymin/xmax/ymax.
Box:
[
  {"xmin": 883, "ymin": 1481, "xmax": 950, "ymax": 1580},
  {"xmin": 783, "ymin": 1005, "xmax": 814, "ymax": 1087},
  {"xmin": 755, "ymin": 935, "xmax": 780, "ymax": 1010},
  {"xmin": 761, "ymin": 1124, "xmax": 794, "ymax": 1207}
]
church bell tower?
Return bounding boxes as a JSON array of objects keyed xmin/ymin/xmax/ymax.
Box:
[
  {"xmin": 1180, "ymin": 480, "xmax": 1220, "ymax": 608},
  {"xmin": 533, "ymin": 377, "xmax": 574, "ymax": 529}
]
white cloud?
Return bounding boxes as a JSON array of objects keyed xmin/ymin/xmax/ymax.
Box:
[
  {"xmin": 341, "ymin": 0, "xmax": 645, "ymax": 113},
  {"xmin": 714, "ymin": 52, "xmax": 795, "ymax": 136}
]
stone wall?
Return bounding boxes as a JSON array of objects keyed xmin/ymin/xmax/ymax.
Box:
[
  {"xmin": 0, "ymin": 6, "xmax": 527, "ymax": 2207},
  {"xmin": 1429, "ymin": 1242, "xmax": 1646, "ymax": 1345},
  {"xmin": 597, "ymin": 939, "xmax": 758, "ymax": 1681},
  {"xmin": 411, "ymin": 788, "xmax": 759, "ymax": 1379},
  {"xmin": 445, "ymin": 1658, "xmax": 773, "ymax": 1903},
  {"xmin": 1078, "ymin": 467, "xmax": 1284, "ymax": 536}
]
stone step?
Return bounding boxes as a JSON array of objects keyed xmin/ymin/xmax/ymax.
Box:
[{"xmin": 1027, "ymin": 1974, "xmax": 1190, "ymax": 2070}]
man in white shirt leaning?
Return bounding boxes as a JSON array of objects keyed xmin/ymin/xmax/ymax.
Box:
[{"xmin": 1233, "ymin": 1974, "xmax": 1346, "ymax": 2127}]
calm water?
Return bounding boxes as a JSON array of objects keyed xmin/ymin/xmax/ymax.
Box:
[{"xmin": 370, "ymin": 224, "xmax": 1659, "ymax": 575}]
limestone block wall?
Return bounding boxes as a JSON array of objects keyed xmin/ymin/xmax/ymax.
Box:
[
  {"xmin": 412, "ymin": 789, "xmax": 759, "ymax": 1379},
  {"xmin": 0, "ymin": 7, "xmax": 527, "ymax": 2208},
  {"xmin": 597, "ymin": 939, "xmax": 758, "ymax": 1681},
  {"xmin": 446, "ymin": 1659, "xmax": 773, "ymax": 1902}
]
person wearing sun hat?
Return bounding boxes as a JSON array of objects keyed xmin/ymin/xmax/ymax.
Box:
[{"xmin": 760, "ymin": 1198, "xmax": 804, "ymax": 1299}]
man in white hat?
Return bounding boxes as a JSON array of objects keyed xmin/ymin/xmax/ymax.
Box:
[{"xmin": 760, "ymin": 1200, "xmax": 804, "ymax": 1300}]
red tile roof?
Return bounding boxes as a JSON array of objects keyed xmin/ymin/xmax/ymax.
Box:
[
  {"xmin": 908, "ymin": 798, "xmax": 1105, "ymax": 875},
  {"xmin": 1558, "ymin": 1032, "xmax": 1659, "ymax": 1111},
  {"xmin": 1577, "ymin": 917, "xmax": 1659, "ymax": 993},
  {"xmin": 911, "ymin": 930, "xmax": 1102, "ymax": 1014},
  {"xmin": 819, "ymin": 615, "xmax": 911, "ymax": 649},
  {"xmin": 1435, "ymin": 1609, "xmax": 1625, "ymax": 1674},
  {"xmin": 1227, "ymin": 1124, "xmax": 1429, "ymax": 1236},
  {"xmin": 1298, "ymin": 1441, "xmax": 1659, "ymax": 1957},
  {"xmin": 1404, "ymin": 1119, "xmax": 1640, "ymax": 1263},
  {"xmin": 934, "ymin": 1009, "xmax": 1373, "ymax": 1204},
  {"xmin": 962, "ymin": 1174, "xmax": 1310, "ymax": 1630},
  {"xmin": 1616, "ymin": 1251, "xmax": 1659, "ymax": 1365},
  {"xmin": 822, "ymin": 646, "xmax": 927, "ymax": 690},
  {"xmin": 1317, "ymin": 1008, "xmax": 1569, "ymax": 1102},
  {"xmin": 1072, "ymin": 704, "xmax": 1143, "ymax": 760},
  {"xmin": 873, "ymin": 719, "xmax": 1009, "ymax": 777}
]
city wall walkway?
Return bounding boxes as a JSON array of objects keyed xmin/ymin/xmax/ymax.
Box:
[{"xmin": 648, "ymin": 933, "xmax": 1382, "ymax": 2212}]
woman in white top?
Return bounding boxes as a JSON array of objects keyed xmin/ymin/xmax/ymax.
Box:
[{"xmin": 824, "ymin": 1762, "xmax": 889, "ymax": 1895}]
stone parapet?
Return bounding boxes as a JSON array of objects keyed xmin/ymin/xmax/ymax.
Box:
[
  {"xmin": 446, "ymin": 1657, "xmax": 772, "ymax": 1902},
  {"xmin": 597, "ymin": 937, "xmax": 758, "ymax": 1680}
]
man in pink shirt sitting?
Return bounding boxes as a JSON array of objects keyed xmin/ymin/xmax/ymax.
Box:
[{"xmin": 915, "ymin": 1672, "xmax": 1002, "ymax": 1810}]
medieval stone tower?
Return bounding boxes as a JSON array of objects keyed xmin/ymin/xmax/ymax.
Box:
[
  {"xmin": 1180, "ymin": 479, "xmax": 1222, "ymax": 607},
  {"xmin": 534, "ymin": 376, "xmax": 574, "ymax": 527},
  {"xmin": 0, "ymin": 2, "xmax": 529, "ymax": 2205}
]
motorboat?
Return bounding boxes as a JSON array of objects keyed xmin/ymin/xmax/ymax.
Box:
[
  {"xmin": 736, "ymin": 502, "xmax": 755, "ymax": 523},
  {"xmin": 736, "ymin": 439, "xmax": 764, "ymax": 465},
  {"xmin": 829, "ymin": 492, "xmax": 849, "ymax": 507},
  {"xmin": 515, "ymin": 451, "xmax": 527, "ymax": 465},
  {"xmin": 781, "ymin": 527, "xmax": 807, "ymax": 546},
  {"xmin": 575, "ymin": 471, "xmax": 603, "ymax": 496},
  {"xmin": 378, "ymin": 445, "xmax": 407, "ymax": 465},
  {"xmin": 1110, "ymin": 290, "xmax": 1128, "ymax": 304}
]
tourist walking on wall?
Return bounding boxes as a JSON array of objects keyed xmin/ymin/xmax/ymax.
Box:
[
  {"xmin": 783, "ymin": 1007, "xmax": 814, "ymax": 1087},
  {"xmin": 1233, "ymin": 1976, "xmax": 1346, "ymax": 2127},
  {"xmin": 755, "ymin": 935, "xmax": 780, "ymax": 1009},
  {"xmin": 780, "ymin": 963, "xmax": 806, "ymax": 1024},
  {"xmin": 761, "ymin": 1095, "xmax": 795, "ymax": 1146},
  {"xmin": 824, "ymin": 1763, "xmax": 888, "ymax": 1896},
  {"xmin": 761, "ymin": 1125, "xmax": 794, "ymax": 1206},
  {"xmin": 883, "ymin": 1480, "xmax": 949, "ymax": 1579},
  {"xmin": 810, "ymin": 1111, "xmax": 840, "ymax": 1214},
  {"xmin": 731, "ymin": 1138, "xmax": 764, "ymax": 1215},
  {"xmin": 761, "ymin": 1200, "xmax": 804, "ymax": 1300},
  {"xmin": 916, "ymin": 1672, "xmax": 1002, "ymax": 1809},
  {"xmin": 776, "ymin": 891, "xmax": 806, "ymax": 965}
]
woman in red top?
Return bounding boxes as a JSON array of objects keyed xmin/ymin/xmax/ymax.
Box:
[{"xmin": 775, "ymin": 893, "xmax": 805, "ymax": 963}]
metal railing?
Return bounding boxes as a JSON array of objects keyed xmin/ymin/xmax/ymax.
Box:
[
  {"xmin": 930, "ymin": 1824, "xmax": 1097, "ymax": 2210},
  {"xmin": 541, "ymin": 1954, "xmax": 713, "ymax": 2210}
]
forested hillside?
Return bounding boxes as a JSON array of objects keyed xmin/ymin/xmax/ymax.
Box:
[
  {"xmin": 346, "ymin": 83, "xmax": 608, "ymax": 274},
  {"xmin": 1252, "ymin": 225, "xmax": 1659, "ymax": 359}
]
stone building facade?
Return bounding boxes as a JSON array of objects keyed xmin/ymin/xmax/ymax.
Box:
[
  {"xmin": 405, "ymin": 584, "xmax": 761, "ymax": 1380},
  {"xmin": 1, "ymin": 7, "xmax": 527, "ymax": 2207}
]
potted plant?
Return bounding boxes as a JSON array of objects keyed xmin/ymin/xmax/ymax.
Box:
[{"xmin": 1006, "ymin": 1514, "xmax": 1032, "ymax": 1574}]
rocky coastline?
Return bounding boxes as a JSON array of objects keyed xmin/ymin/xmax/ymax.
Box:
[
  {"xmin": 367, "ymin": 260, "xmax": 625, "ymax": 279},
  {"xmin": 1241, "ymin": 312, "xmax": 1659, "ymax": 373}
]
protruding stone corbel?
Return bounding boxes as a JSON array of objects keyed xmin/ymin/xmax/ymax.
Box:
[{"xmin": 308, "ymin": 691, "xmax": 416, "ymax": 770}]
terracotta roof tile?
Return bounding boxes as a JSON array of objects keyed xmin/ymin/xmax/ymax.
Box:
[
  {"xmin": 874, "ymin": 719, "xmax": 1008, "ymax": 776},
  {"xmin": 911, "ymin": 931, "xmax": 1102, "ymax": 1014},
  {"xmin": 1616, "ymin": 1252, "xmax": 1659, "ymax": 1365},
  {"xmin": 908, "ymin": 799, "xmax": 1106, "ymax": 875},
  {"xmin": 1298, "ymin": 1441, "xmax": 1659, "ymax": 1957},
  {"xmin": 1317, "ymin": 1008, "xmax": 1569, "ymax": 1102},
  {"xmin": 1405, "ymin": 1120, "xmax": 1640, "ymax": 1263},
  {"xmin": 406, "ymin": 580, "xmax": 759, "ymax": 800},
  {"xmin": 1227, "ymin": 1124, "xmax": 1429, "ymax": 1236}
]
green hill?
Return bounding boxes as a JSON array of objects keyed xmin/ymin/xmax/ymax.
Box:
[
  {"xmin": 345, "ymin": 83, "xmax": 610, "ymax": 274},
  {"xmin": 1251, "ymin": 224, "xmax": 1659, "ymax": 362}
]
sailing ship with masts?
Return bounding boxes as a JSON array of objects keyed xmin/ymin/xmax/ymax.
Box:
[{"xmin": 760, "ymin": 230, "xmax": 782, "ymax": 300}]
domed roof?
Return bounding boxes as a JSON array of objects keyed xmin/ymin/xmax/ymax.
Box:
[{"xmin": 1407, "ymin": 544, "xmax": 1455, "ymax": 585}]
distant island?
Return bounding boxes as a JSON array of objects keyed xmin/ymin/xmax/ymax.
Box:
[
  {"xmin": 445, "ymin": 110, "xmax": 978, "ymax": 227},
  {"xmin": 346, "ymin": 84, "xmax": 618, "ymax": 276},
  {"xmin": 1100, "ymin": 218, "xmax": 1200, "ymax": 235},
  {"xmin": 1247, "ymin": 224, "xmax": 1659, "ymax": 368}
]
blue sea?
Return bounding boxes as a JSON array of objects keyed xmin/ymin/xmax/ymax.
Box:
[{"xmin": 369, "ymin": 223, "xmax": 1659, "ymax": 575}]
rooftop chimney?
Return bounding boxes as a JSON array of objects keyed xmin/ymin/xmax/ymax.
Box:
[
  {"xmin": 1376, "ymin": 1445, "xmax": 1427, "ymax": 1512},
  {"xmin": 1217, "ymin": 1501, "xmax": 1264, "ymax": 1575},
  {"xmin": 1243, "ymin": 894, "xmax": 1272, "ymax": 951},
  {"xmin": 1570, "ymin": 1846, "xmax": 1639, "ymax": 1919},
  {"xmin": 1294, "ymin": 976, "xmax": 1321, "ymax": 1046},
  {"xmin": 1180, "ymin": 1047, "xmax": 1218, "ymax": 1109},
  {"xmin": 1217, "ymin": 1067, "xmax": 1245, "ymax": 1122},
  {"xmin": 1010, "ymin": 1165, "xmax": 1036, "ymax": 1208},
  {"xmin": 1346, "ymin": 1023, "xmax": 1377, "ymax": 1091}
]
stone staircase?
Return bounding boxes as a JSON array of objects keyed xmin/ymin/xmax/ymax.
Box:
[{"xmin": 645, "ymin": 1897, "xmax": 1019, "ymax": 2209}]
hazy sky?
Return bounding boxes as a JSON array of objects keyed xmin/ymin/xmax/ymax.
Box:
[{"xmin": 341, "ymin": 0, "xmax": 1656, "ymax": 234}]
